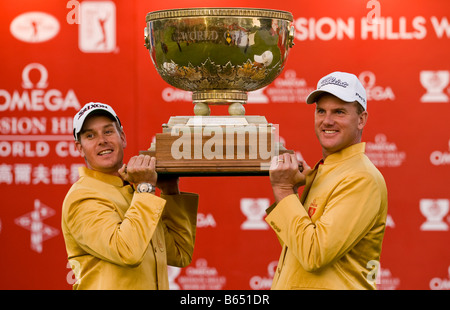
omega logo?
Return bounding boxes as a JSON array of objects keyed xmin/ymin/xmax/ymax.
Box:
[
  {"xmin": 22, "ymin": 63, "xmax": 49, "ymax": 89},
  {"xmin": 0, "ymin": 63, "xmax": 80, "ymax": 112}
]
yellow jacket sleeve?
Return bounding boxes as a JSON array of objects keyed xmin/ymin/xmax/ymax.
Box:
[
  {"xmin": 64, "ymin": 188, "xmax": 166, "ymax": 267},
  {"xmin": 265, "ymin": 171, "xmax": 382, "ymax": 272},
  {"xmin": 161, "ymin": 192, "xmax": 199, "ymax": 268}
]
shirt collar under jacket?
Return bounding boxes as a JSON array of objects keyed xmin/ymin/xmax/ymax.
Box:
[
  {"xmin": 313, "ymin": 142, "xmax": 366, "ymax": 169},
  {"xmin": 78, "ymin": 166, "xmax": 127, "ymax": 187}
]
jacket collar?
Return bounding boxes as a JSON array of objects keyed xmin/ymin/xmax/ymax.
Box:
[
  {"xmin": 314, "ymin": 142, "xmax": 366, "ymax": 168},
  {"xmin": 78, "ymin": 166, "xmax": 126, "ymax": 187}
]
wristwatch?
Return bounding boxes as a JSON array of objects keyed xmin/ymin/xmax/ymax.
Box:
[{"xmin": 136, "ymin": 183, "xmax": 156, "ymax": 194}]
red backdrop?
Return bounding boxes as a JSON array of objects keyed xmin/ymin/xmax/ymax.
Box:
[{"xmin": 1, "ymin": 0, "xmax": 449, "ymax": 290}]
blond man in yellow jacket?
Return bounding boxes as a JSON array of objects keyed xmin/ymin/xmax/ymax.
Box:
[
  {"xmin": 267, "ymin": 72, "xmax": 388, "ymax": 289},
  {"xmin": 62, "ymin": 102, "xmax": 198, "ymax": 289}
]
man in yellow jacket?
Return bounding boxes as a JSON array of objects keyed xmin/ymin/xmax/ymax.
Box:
[
  {"xmin": 267, "ymin": 72, "xmax": 388, "ymax": 289},
  {"xmin": 62, "ymin": 102, "xmax": 199, "ymax": 289}
]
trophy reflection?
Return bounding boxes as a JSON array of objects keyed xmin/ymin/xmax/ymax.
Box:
[{"xmin": 143, "ymin": 8, "xmax": 297, "ymax": 175}]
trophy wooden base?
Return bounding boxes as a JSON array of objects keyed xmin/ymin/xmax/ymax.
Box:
[{"xmin": 139, "ymin": 115, "xmax": 296, "ymax": 176}]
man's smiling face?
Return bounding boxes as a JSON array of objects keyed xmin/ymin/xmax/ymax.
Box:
[
  {"xmin": 75, "ymin": 114, "xmax": 126, "ymax": 176},
  {"xmin": 314, "ymin": 94, "xmax": 368, "ymax": 158}
]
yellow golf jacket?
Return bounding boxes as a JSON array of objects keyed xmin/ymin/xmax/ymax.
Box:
[
  {"xmin": 266, "ymin": 143, "xmax": 388, "ymax": 289},
  {"xmin": 62, "ymin": 167, "xmax": 199, "ymax": 290}
]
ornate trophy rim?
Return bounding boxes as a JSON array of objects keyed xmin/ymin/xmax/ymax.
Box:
[{"xmin": 146, "ymin": 7, "xmax": 293, "ymax": 22}]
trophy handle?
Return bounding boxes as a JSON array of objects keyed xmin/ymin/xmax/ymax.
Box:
[{"xmin": 288, "ymin": 25, "xmax": 295, "ymax": 48}]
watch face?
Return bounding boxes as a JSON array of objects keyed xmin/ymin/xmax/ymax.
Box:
[
  {"xmin": 140, "ymin": 183, "xmax": 149, "ymax": 192},
  {"xmin": 138, "ymin": 183, "xmax": 154, "ymax": 193}
]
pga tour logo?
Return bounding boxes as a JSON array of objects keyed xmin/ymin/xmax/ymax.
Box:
[{"xmin": 78, "ymin": 1, "xmax": 117, "ymax": 53}]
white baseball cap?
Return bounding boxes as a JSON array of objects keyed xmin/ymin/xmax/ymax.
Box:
[
  {"xmin": 73, "ymin": 102, "xmax": 122, "ymax": 141},
  {"xmin": 306, "ymin": 71, "xmax": 367, "ymax": 110}
]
